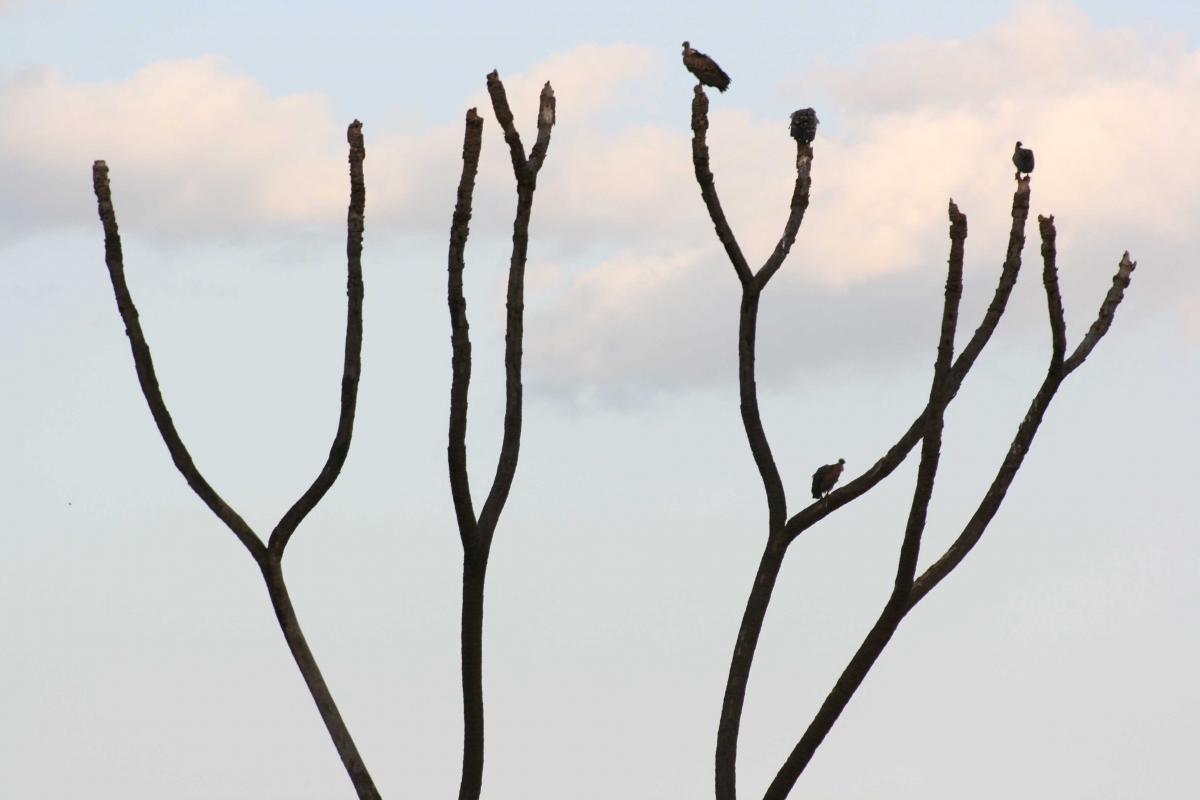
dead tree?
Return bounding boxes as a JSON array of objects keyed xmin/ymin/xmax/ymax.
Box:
[
  {"xmin": 687, "ymin": 84, "xmax": 1137, "ymax": 800},
  {"xmin": 93, "ymin": 122, "xmax": 380, "ymax": 799},
  {"xmin": 447, "ymin": 73, "xmax": 556, "ymax": 800}
]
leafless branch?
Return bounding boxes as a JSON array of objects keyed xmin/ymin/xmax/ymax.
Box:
[
  {"xmin": 448, "ymin": 73, "xmax": 555, "ymax": 800},
  {"xmin": 689, "ymin": 74, "xmax": 1136, "ymax": 798},
  {"xmin": 781, "ymin": 178, "xmax": 1033, "ymax": 545},
  {"xmin": 908, "ymin": 226, "xmax": 1136, "ymax": 609},
  {"xmin": 93, "ymin": 121, "xmax": 380, "ymax": 800},
  {"xmin": 1064, "ymin": 251, "xmax": 1136, "ymax": 375},
  {"xmin": 762, "ymin": 202, "xmax": 967, "ymax": 800},
  {"xmin": 691, "ymin": 86, "xmax": 753, "ymax": 287},
  {"xmin": 448, "ymin": 108, "xmax": 484, "ymax": 546}
]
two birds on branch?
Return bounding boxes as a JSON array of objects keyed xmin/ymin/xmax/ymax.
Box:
[
  {"xmin": 683, "ymin": 40, "xmax": 1037, "ymax": 173},
  {"xmin": 682, "ymin": 40, "xmax": 1033, "ymax": 503},
  {"xmin": 682, "ymin": 41, "xmax": 817, "ymax": 144}
]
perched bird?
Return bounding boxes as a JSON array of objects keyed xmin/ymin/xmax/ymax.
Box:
[
  {"xmin": 789, "ymin": 108, "xmax": 819, "ymax": 144},
  {"xmin": 1013, "ymin": 141, "xmax": 1035, "ymax": 178},
  {"xmin": 811, "ymin": 458, "xmax": 846, "ymax": 500},
  {"xmin": 682, "ymin": 41, "xmax": 731, "ymax": 93}
]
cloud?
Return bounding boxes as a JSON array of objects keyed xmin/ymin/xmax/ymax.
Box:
[
  {"xmin": 529, "ymin": 1, "xmax": 1200, "ymax": 397},
  {"xmin": 4, "ymin": 6, "xmax": 1199, "ymax": 399}
]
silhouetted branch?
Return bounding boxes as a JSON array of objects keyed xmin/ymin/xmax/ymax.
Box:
[
  {"xmin": 687, "ymin": 85, "xmax": 1133, "ymax": 792},
  {"xmin": 694, "ymin": 78, "xmax": 815, "ymax": 800},
  {"xmin": 448, "ymin": 108, "xmax": 484, "ymax": 546},
  {"xmin": 477, "ymin": 79, "xmax": 555, "ymax": 540},
  {"xmin": 756, "ymin": 143, "xmax": 813, "ymax": 290},
  {"xmin": 448, "ymin": 73, "xmax": 555, "ymax": 800},
  {"xmin": 762, "ymin": 202, "xmax": 966, "ymax": 800},
  {"xmin": 691, "ymin": 86, "xmax": 753, "ymax": 286},
  {"xmin": 1064, "ymin": 251, "xmax": 1136, "ymax": 375},
  {"xmin": 93, "ymin": 121, "xmax": 380, "ymax": 800},
  {"xmin": 781, "ymin": 178, "xmax": 1032, "ymax": 544},
  {"xmin": 93, "ymin": 160, "xmax": 265, "ymax": 563},
  {"xmin": 908, "ymin": 229, "xmax": 1136, "ymax": 609},
  {"xmin": 1039, "ymin": 214, "xmax": 1067, "ymax": 370},
  {"xmin": 269, "ymin": 119, "xmax": 366, "ymax": 557}
]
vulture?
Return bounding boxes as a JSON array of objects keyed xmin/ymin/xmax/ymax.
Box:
[
  {"xmin": 1013, "ymin": 141, "xmax": 1035, "ymax": 178},
  {"xmin": 811, "ymin": 458, "xmax": 845, "ymax": 500},
  {"xmin": 789, "ymin": 108, "xmax": 819, "ymax": 144},
  {"xmin": 682, "ymin": 42, "xmax": 731, "ymax": 92}
]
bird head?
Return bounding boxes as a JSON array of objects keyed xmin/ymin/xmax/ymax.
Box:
[
  {"xmin": 837, "ymin": 458, "xmax": 845, "ymax": 466},
  {"xmin": 682, "ymin": 41, "xmax": 690, "ymax": 51},
  {"xmin": 1015, "ymin": 141, "xmax": 1023, "ymax": 150}
]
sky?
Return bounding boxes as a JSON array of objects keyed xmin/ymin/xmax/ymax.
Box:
[{"xmin": 1, "ymin": 1, "xmax": 1198, "ymax": 798}]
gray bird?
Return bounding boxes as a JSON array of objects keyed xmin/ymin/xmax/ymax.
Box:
[
  {"xmin": 682, "ymin": 42, "xmax": 731, "ymax": 92},
  {"xmin": 1013, "ymin": 141, "xmax": 1035, "ymax": 178},
  {"xmin": 811, "ymin": 458, "xmax": 845, "ymax": 499},
  {"xmin": 789, "ymin": 108, "xmax": 819, "ymax": 144}
]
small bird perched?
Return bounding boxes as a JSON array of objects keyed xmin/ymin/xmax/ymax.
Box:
[
  {"xmin": 1013, "ymin": 141, "xmax": 1035, "ymax": 178},
  {"xmin": 682, "ymin": 41, "xmax": 731, "ymax": 92},
  {"xmin": 789, "ymin": 108, "xmax": 819, "ymax": 144},
  {"xmin": 811, "ymin": 458, "xmax": 846, "ymax": 500}
]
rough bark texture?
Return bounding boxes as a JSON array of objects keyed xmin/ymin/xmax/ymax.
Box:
[
  {"xmin": 447, "ymin": 75, "xmax": 555, "ymax": 800},
  {"xmin": 93, "ymin": 121, "xmax": 380, "ymax": 800},
  {"xmin": 687, "ymin": 80, "xmax": 1136, "ymax": 800}
]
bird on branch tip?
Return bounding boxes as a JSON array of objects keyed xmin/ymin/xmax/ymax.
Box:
[
  {"xmin": 682, "ymin": 41, "xmax": 731, "ymax": 93},
  {"xmin": 811, "ymin": 458, "xmax": 845, "ymax": 500},
  {"xmin": 789, "ymin": 108, "xmax": 819, "ymax": 144},
  {"xmin": 1013, "ymin": 141, "xmax": 1034, "ymax": 179}
]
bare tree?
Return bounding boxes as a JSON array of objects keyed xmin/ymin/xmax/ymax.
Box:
[
  {"xmin": 687, "ymin": 84, "xmax": 1137, "ymax": 800},
  {"xmin": 92, "ymin": 122, "xmax": 380, "ymax": 799},
  {"xmin": 447, "ymin": 72, "xmax": 556, "ymax": 800}
]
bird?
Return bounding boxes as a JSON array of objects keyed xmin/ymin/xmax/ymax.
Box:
[
  {"xmin": 789, "ymin": 108, "xmax": 819, "ymax": 144},
  {"xmin": 811, "ymin": 458, "xmax": 846, "ymax": 500},
  {"xmin": 1012, "ymin": 141, "xmax": 1035, "ymax": 178},
  {"xmin": 682, "ymin": 42, "xmax": 731, "ymax": 92}
]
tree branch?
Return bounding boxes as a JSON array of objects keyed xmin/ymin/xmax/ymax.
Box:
[
  {"xmin": 93, "ymin": 160, "xmax": 266, "ymax": 564},
  {"xmin": 909, "ymin": 240, "xmax": 1136, "ymax": 609},
  {"xmin": 691, "ymin": 86, "xmax": 753, "ymax": 286},
  {"xmin": 269, "ymin": 120, "xmax": 367, "ymax": 556},
  {"xmin": 448, "ymin": 108, "xmax": 485, "ymax": 547},
  {"xmin": 450, "ymin": 72, "xmax": 555, "ymax": 800},
  {"xmin": 94, "ymin": 121, "xmax": 379, "ymax": 799},
  {"xmin": 486, "ymin": 70, "xmax": 527, "ymax": 177},
  {"xmin": 756, "ymin": 142, "xmax": 813, "ymax": 290},
  {"xmin": 781, "ymin": 178, "xmax": 1033, "ymax": 544},
  {"xmin": 1063, "ymin": 251, "xmax": 1136, "ymax": 375},
  {"xmin": 762, "ymin": 200, "xmax": 966, "ymax": 800},
  {"xmin": 476, "ymin": 75, "xmax": 555, "ymax": 544},
  {"xmin": 1039, "ymin": 214, "xmax": 1067, "ymax": 371}
]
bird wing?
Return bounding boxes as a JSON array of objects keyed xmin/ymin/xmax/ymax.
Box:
[
  {"xmin": 811, "ymin": 465, "xmax": 830, "ymax": 497},
  {"xmin": 685, "ymin": 51, "xmax": 731, "ymax": 91}
]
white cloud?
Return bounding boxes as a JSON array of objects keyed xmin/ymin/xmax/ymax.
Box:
[
  {"xmin": 4, "ymin": 5, "xmax": 1199, "ymax": 397},
  {"xmin": 0, "ymin": 57, "xmax": 346, "ymax": 236},
  {"xmin": 529, "ymin": 1, "xmax": 1200, "ymax": 395}
]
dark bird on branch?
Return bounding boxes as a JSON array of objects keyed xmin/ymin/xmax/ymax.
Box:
[
  {"xmin": 789, "ymin": 108, "xmax": 819, "ymax": 144},
  {"xmin": 811, "ymin": 458, "xmax": 845, "ymax": 500},
  {"xmin": 1013, "ymin": 141, "xmax": 1035, "ymax": 178},
  {"xmin": 682, "ymin": 41, "xmax": 731, "ymax": 92}
]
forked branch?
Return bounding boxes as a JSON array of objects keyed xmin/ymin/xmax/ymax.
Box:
[
  {"xmin": 93, "ymin": 122, "xmax": 379, "ymax": 800},
  {"xmin": 766, "ymin": 216, "xmax": 1134, "ymax": 800},
  {"xmin": 762, "ymin": 203, "xmax": 966, "ymax": 800},
  {"xmin": 447, "ymin": 73, "xmax": 555, "ymax": 800},
  {"xmin": 907, "ymin": 224, "xmax": 1135, "ymax": 609},
  {"xmin": 689, "ymin": 79, "xmax": 1136, "ymax": 800}
]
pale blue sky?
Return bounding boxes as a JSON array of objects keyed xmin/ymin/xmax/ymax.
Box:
[{"xmin": 1, "ymin": 1, "xmax": 1198, "ymax": 799}]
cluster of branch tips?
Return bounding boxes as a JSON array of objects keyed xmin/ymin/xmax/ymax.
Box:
[{"xmin": 687, "ymin": 83, "xmax": 1136, "ymax": 800}]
